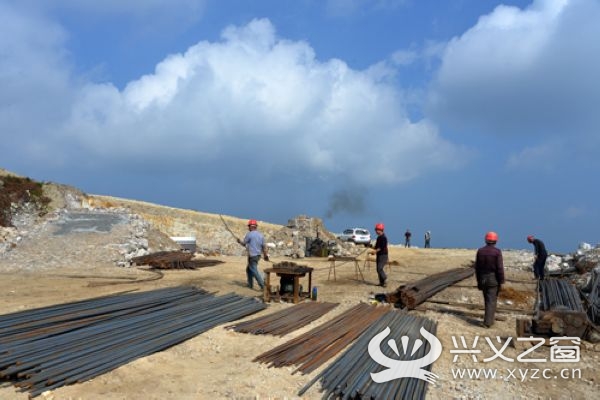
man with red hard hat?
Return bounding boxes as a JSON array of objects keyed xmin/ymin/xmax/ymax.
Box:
[
  {"xmin": 237, "ymin": 219, "xmax": 269, "ymax": 290},
  {"xmin": 527, "ymin": 235, "xmax": 547, "ymax": 280},
  {"xmin": 475, "ymin": 231, "xmax": 505, "ymax": 328},
  {"xmin": 370, "ymin": 223, "xmax": 388, "ymax": 287}
]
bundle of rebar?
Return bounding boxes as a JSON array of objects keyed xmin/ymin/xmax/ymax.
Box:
[
  {"xmin": 159, "ymin": 259, "xmax": 225, "ymax": 270},
  {"xmin": 254, "ymin": 303, "xmax": 389, "ymax": 374},
  {"xmin": 226, "ymin": 302, "xmax": 338, "ymax": 336},
  {"xmin": 540, "ymin": 278, "xmax": 584, "ymax": 312},
  {"xmin": 131, "ymin": 250, "xmax": 223, "ymax": 269},
  {"xmin": 299, "ymin": 311, "xmax": 437, "ymax": 400},
  {"xmin": 387, "ymin": 267, "xmax": 474, "ymax": 309},
  {"xmin": 587, "ymin": 268, "xmax": 600, "ymax": 324},
  {"xmin": 132, "ymin": 250, "xmax": 192, "ymax": 265},
  {"xmin": 0, "ymin": 286, "xmax": 265, "ymax": 398},
  {"xmin": 271, "ymin": 261, "xmax": 313, "ymax": 274}
]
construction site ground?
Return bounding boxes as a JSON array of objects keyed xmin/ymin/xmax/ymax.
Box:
[{"xmin": 1, "ymin": 247, "xmax": 599, "ymax": 399}]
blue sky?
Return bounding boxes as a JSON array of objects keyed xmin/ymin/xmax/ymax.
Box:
[{"xmin": 1, "ymin": 0, "xmax": 599, "ymax": 252}]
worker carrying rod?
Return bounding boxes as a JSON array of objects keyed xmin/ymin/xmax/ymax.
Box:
[{"xmin": 237, "ymin": 219, "xmax": 269, "ymax": 291}]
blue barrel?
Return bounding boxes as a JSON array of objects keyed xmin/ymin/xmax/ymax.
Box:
[{"xmin": 312, "ymin": 286, "xmax": 318, "ymax": 301}]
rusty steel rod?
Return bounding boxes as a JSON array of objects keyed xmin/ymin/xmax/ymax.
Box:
[
  {"xmin": 253, "ymin": 303, "xmax": 389, "ymax": 374},
  {"xmin": 387, "ymin": 267, "xmax": 474, "ymax": 309},
  {"xmin": 226, "ymin": 302, "xmax": 338, "ymax": 336}
]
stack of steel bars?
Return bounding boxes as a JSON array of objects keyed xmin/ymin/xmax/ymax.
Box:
[
  {"xmin": 131, "ymin": 250, "xmax": 192, "ymax": 267},
  {"xmin": 226, "ymin": 302, "xmax": 338, "ymax": 336},
  {"xmin": 0, "ymin": 286, "xmax": 265, "ymax": 398},
  {"xmin": 387, "ymin": 267, "xmax": 474, "ymax": 309},
  {"xmin": 254, "ymin": 303, "xmax": 389, "ymax": 374},
  {"xmin": 540, "ymin": 278, "xmax": 584, "ymax": 312},
  {"xmin": 586, "ymin": 268, "xmax": 600, "ymax": 324},
  {"xmin": 299, "ymin": 311, "xmax": 437, "ymax": 400},
  {"xmin": 130, "ymin": 251, "xmax": 223, "ymax": 269}
]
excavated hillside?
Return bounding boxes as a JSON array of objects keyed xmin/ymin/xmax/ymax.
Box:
[
  {"xmin": 87, "ymin": 194, "xmax": 284, "ymax": 256},
  {"xmin": 0, "ymin": 169, "xmax": 179, "ymax": 271},
  {"xmin": 88, "ymin": 194, "xmax": 353, "ymax": 258},
  {"xmin": 1, "ymin": 168, "xmax": 355, "ymax": 271}
]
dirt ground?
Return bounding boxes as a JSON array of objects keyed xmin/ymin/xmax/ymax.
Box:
[{"xmin": 0, "ymin": 247, "xmax": 599, "ymax": 400}]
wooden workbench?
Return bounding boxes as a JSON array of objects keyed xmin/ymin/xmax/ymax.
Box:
[{"xmin": 263, "ymin": 266, "xmax": 314, "ymax": 304}]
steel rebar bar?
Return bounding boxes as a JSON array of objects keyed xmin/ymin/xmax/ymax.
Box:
[{"xmin": 0, "ymin": 286, "xmax": 266, "ymax": 398}]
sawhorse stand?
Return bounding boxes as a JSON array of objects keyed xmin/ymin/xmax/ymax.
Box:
[{"xmin": 328, "ymin": 256, "xmax": 365, "ymax": 282}]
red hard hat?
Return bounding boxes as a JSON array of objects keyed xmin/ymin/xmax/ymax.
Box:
[
  {"xmin": 527, "ymin": 235, "xmax": 534, "ymax": 243},
  {"xmin": 485, "ymin": 231, "xmax": 498, "ymax": 243},
  {"xmin": 247, "ymin": 219, "xmax": 257, "ymax": 226},
  {"xmin": 375, "ymin": 223, "xmax": 384, "ymax": 231}
]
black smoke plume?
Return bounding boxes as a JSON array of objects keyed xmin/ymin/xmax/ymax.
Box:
[{"xmin": 325, "ymin": 188, "xmax": 367, "ymax": 219}]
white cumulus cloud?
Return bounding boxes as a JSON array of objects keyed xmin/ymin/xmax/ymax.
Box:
[
  {"xmin": 61, "ymin": 18, "xmax": 467, "ymax": 184},
  {"xmin": 427, "ymin": 0, "xmax": 600, "ymax": 140}
]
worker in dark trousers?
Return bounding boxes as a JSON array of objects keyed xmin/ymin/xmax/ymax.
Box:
[
  {"xmin": 475, "ymin": 232, "xmax": 505, "ymax": 328},
  {"xmin": 424, "ymin": 231, "xmax": 431, "ymax": 248},
  {"xmin": 527, "ymin": 235, "xmax": 547, "ymax": 280},
  {"xmin": 370, "ymin": 223, "xmax": 388, "ymax": 287},
  {"xmin": 404, "ymin": 229, "xmax": 411, "ymax": 248}
]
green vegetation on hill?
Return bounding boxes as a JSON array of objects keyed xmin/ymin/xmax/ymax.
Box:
[{"xmin": 0, "ymin": 176, "xmax": 51, "ymax": 226}]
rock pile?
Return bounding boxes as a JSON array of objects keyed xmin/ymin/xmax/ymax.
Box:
[
  {"xmin": 574, "ymin": 243, "xmax": 600, "ymax": 272},
  {"xmin": 545, "ymin": 253, "xmax": 577, "ymax": 275},
  {"xmin": 503, "ymin": 244, "xmax": 600, "ymax": 302},
  {"xmin": 265, "ymin": 215, "xmax": 362, "ymax": 258},
  {"xmin": 542, "ymin": 242, "xmax": 600, "ymax": 276},
  {"xmin": 504, "ymin": 243, "xmax": 600, "ymax": 277},
  {"xmin": 522, "ymin": 243, "xmax": 600, "ymax": 298},
  {"xmin": 55, "ymin": 207, "xmax": 179, "ymax": 268},
  {"xmin": 113, "ymin": 211, "xmax": 151, "ymax": 267},
  {"xmin": 504, "ymin": 250, "xmax": 534, "ymax": 271}
]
